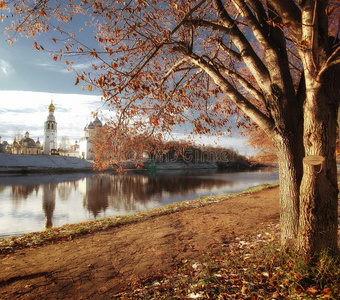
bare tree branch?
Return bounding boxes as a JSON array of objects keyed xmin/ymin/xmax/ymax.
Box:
[
  {"xmin": 247, "ymin": 0, "xmax": 269, "ymax": 33},
  {"xmin": 186, "ymin": 52, "xmax": 275, "ymax": 136},
  {"xmin": 159, "ymin": 58, "xmax": 189, "ymax": 87},
  {"xmin": 220, "ymin": 67, "xmax": 266, "ymax": 104},
  {"xmin": 267, "ymin": 0, "xmax": 302, "ymax": 42},
  {"xmin": 317, "ymin": 45, "xmax": 340, "ymax": 80},
  {"xmin": 212, "ymin": 0, "xmax": 272, "ymax": 97},
  {"xmin": 215, "ymin": 39, "xmax": 242, "ymax": 61}
]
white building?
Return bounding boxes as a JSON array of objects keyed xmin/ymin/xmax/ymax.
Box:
[
  {"xmin": 79, "ymin": 117, "xmax": 103, "ymax": 160},
  {"xmin": 43, "ymin": 101, "xmax": 58, "ymax": 154}
]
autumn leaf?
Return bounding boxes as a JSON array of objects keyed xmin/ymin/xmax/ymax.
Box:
[
  {"xmin": 241, "ymin": 285, "xmax": 247, "ymax": 294},
  {"xmin": 75, "ymin": 77, "xmax": 79, "ymax": 85},
  {"xmin": 306, "ymin": 287, "xmax": 319, "ymax": 294},
  {"xmin": 90, "ymin": 51, "xmax": 98, "ymax": 58},
  {"xmin": 39, "ymin": 9, "xmax": 46, "ymax": 17},
  {"xmin": 52, "ymin": 37, "xmax": 57, "ymax": 43},
  {"xmin": 33, "ymin": 42, "xmax": 39, "ymax": 50},
  {"xmin": 53, "ymin": 56, "xmax": 58, "ymax": 61},
  {"xmin": 0, "ymin": 1, "xmax": 6, "ymax": 11},
  {"xmin": 88, "ymin": 85, "xmax": 92, "ymax": 91}
]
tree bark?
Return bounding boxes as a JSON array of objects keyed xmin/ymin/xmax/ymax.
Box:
[
  {"xmin": 274, "ymin": 131, "xmax": 303, "ymax": 249},
  {"xmin": 298, "ymin": 69, "xmax": 339, "ymax": 259}
]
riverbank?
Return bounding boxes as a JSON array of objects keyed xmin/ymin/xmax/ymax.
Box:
[
  {"xmin": 0, "ymin": 153, "xmax": 93, "ymax": 173},
  {"xmin": 0, "ymin": 185, "xmax": 281, "ymax": 299},
  {"xmin": 0, "ymin": 184, "xmax": 339, "ymax": 299},
  {"xmin": 0, "ymin": 153, "xmax": 261, "ymax": 173}
]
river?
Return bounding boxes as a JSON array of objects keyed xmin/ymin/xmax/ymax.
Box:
[{"xmin": 0, "ymin": 168, "xmax": 278, "ymax": 238}]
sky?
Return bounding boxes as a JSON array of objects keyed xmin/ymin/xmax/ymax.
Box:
[
  {"xmin": 0, "ymin": 90, "xmax": 105, "ymax": 143},
  {"xmin": 0, "ymin": 12, "xmax": 252, "ymax": 155}
]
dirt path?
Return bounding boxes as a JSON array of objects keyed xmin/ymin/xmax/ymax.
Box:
[{"xmin": 0, "ymin": 186, "xmax": 280, "ymax": 299}]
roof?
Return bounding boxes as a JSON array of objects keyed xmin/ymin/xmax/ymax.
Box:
[{"xmin": 48, "ymin": 100, "xmax": 55, "ymax": 112}]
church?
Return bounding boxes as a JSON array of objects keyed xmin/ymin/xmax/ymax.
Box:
[
  {"xmin": 79, "ymin": 117, "xmax": 103, "ymax": 160},
  {"xmin": 11, "ymin": 132, "xmax": 42, "ymax": 155},
  {"xmin": 0, "ymin": 100, "xmax": 58, "ymax": 155},
  {"xmin": 43, "ymin": 100, "xmax": 58, "ymax": 154},
  {"xmin": 1, "ymin": 100, "xmax": 103, "ymax": 159}
]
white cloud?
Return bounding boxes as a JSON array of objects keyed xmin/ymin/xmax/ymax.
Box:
[
  {"xmin": 0, "ymin": 59, "xmax": 14, "ymax": 76},
  {"xmin": 35, "ymin": 61, "xmax": 70, "ymax": 74},
  {"xmin": 0, "ymin": 90, "xmax": 253, "ymax": 155},
  {"xmin": 0, "ymin": 90, "xmax": 103, "ymax": 143}
]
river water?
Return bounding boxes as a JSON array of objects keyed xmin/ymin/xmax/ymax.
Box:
[{"xmin": 0, "ymin": 168, "xmax": 279, "ymax": 238}]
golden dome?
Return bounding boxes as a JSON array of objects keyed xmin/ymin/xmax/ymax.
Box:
[{"xmin": 48, "ymin": 100, "xmax": 55, "ymax": 112}]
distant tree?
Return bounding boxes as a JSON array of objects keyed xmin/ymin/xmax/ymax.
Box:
[
  {"xmin": 13, "ymin": 129, "xmax": 23, "ymax": 142},
  {"xmin": 59, "ymin": 136, "xmax": 71, "ymax": 152},
  {"xmin": 3, "ymin": 0, "xmax": 340, "ymax": 259}
]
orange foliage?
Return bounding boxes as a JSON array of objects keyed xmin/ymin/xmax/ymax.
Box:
[
  {"xmin": 245, "ymin": 126, "xmax": 277, "ymax": 165},
  {"xmin": 3, "ymin": 0, "xmax": 339, "ymax": 170}
]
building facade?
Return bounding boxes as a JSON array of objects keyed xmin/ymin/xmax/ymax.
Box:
[
  {"xmin": 79, "ymin": 117, "xmax": 103, "ymax": 160},
  {"xmin": 11, "ymin": 132, "xmax": 42, "ymax": 155},
  {"xmin": 43, "ymin": 101, "xmax": 58, "ymax": 154}
]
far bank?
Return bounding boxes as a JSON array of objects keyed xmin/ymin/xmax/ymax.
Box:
[{"xmin": 0, "ymin": 153, "xmax": 265, "ymax": 174}]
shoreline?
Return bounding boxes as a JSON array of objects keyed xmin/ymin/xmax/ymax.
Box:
[
  {"xmin": 0, "ymin": 153, "xmax": 93, "ymax": 173},
  {"xmin": 1, "ymin": 183, "xmax": 339, "ymax": 300},
  {"xmin": 0, "ymin": 153, "xmax": 265, "ymax": 174},
  {"xmin": 0, "ymin": 184, "xmax": 282, "ymax": 299},
  {"xmin": 0, "ymin": 183, "xmax": 278, "ymax": 253}
]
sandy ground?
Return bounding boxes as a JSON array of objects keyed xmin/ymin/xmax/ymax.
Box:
[{"xmin": 0, "ymin": 187, "xmax": 281, "ymax": 299}]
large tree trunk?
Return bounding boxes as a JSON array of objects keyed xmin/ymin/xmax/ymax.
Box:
[
  {"xmin": 298, "ymin": 70, "xmax": 339, "ymax": 259},
  {"xmin": 275, "ymin": 132, "xmax": 303, "ymax": 249}
]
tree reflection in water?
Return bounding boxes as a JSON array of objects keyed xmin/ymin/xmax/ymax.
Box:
[{"xmin": 80, "ymin": 171, "xmax": 232, "ymax": 217}]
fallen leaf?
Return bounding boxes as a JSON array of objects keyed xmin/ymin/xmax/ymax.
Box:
[{"xmin": 307, "ymin": 287, "xmax": 319, "ymax": 294}]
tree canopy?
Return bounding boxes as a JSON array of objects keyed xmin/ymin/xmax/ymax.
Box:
[
  {"xmin": 2, "ymin": 0, "xmax": 340, "ymax": 258},
  {"xmin": 2, "ymin": 1, "xmax": 339, "ymax": 141}
]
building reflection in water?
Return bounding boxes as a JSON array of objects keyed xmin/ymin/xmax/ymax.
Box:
[
  {"xmin": 11, "ymin": 184, "xmax": 39, "ymax": 205},
  {"xmin": 42, "ymin": 183, "xmax": 57, "ymax": 229}
]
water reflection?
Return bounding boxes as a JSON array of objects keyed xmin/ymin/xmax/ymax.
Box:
[
  {"xmin": 80, "ymin": 176, "xmax": 109, "ymax": 218},
  {"xmin": 12, "ymin": 184, "xmax": 39, "ymax": 202},
  {"xmin": 0, "ymin": 169, "xmax": 279, "ymax": 238},
  {"xmin": 42, "ymin": 184, "xmax": 56, "ymax": 229}
]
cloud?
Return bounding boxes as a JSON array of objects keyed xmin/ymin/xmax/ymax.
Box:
[
  {"xmin": 35, "ymin": 61, "xmax": 69, "ymax": 74},
  {"xmin": 0, "ymin": 90, "xmax": 103, "ymax": 143},
  {"xmin": 0, "ymin": 59, "xmax": 14, "ymax": 76},
  {"xmin": 0, "ymin": 90, "xmax": 253, "ymax": 155},
  {"xmin": 36, "ymin": 60, "xmax": 94, "ymax": 74},
  {"xmin": 71, "ymin": 62, "xmax": 96, "ymax": 70}
]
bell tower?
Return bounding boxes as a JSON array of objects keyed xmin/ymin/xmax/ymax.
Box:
[{"xmin": 43, "ymin": 100, "xmax": 58, "ymax": 154}]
